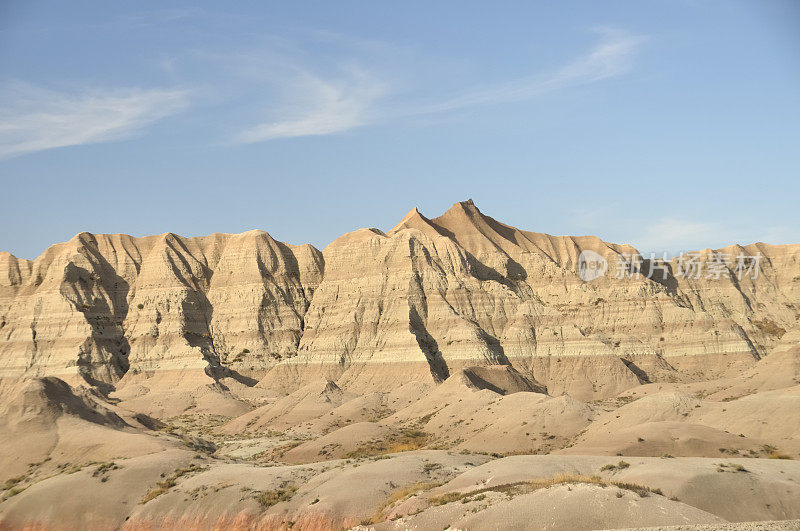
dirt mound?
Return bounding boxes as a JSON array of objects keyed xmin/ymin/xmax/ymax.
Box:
[
  {"xmin": 379, "ymin": 482, "xmax": 725, "ymax": 530},
  {"xmin": 2, "ymin": 449, "xmax": 798, "ymax": 529},
  {"xmin": 281, "ymin": 422, "xmax": 407, "ymax": 463},
  {"xmin": 458, "ymin": 365, "xmax": 547, "ymax": 395},
  {"xmin": 220, "ymin": 379, "xmax": 358, "ymax": 435},
  {"xmin": 0, "ymin": 378, "xmax": 173, "ymax": 478},
  {"xmin": 0, "ymin": 377, "xmax": 128, "ymax": 428},
  {"xmin": 382, "ymin": 454, "xmax": 800, "ymax": 526}
]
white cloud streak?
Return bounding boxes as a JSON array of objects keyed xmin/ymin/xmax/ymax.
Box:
[
  {"xmin": 235, "ymin": 68, "xmax": 386, "ymax": 144},
  {"xmin": 415, "ymin": 29, "xmax": 645, "ymax": 115},
  {"xmin": 0, "ymin": 84, "xmax": 190, "ymax": 159},
  {"xmin": 236, "ymin": 29, "xmax": 645, "ymax": 143},
  {"xmin": 633, "ymin": 218, "xmax": 727, "ymax": 253},
  {"xmin": 631, "ymin": 218, "xmax": 799, "ymax": 254}
]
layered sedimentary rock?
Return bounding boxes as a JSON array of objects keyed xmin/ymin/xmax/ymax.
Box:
[
  {"xmin": 274, "ymin": 200, "xmax": 800, "ymax": 398},
  {"xmin": 0, "ymin": 231, "xmax": 322, "ymax": 390},
  {"xmin": 1, "ymin": 200, "xmax": 798, "ymax": 399}
]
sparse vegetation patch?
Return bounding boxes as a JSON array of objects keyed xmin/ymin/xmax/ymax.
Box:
[
  {"xmin": 140, "ymin": 464, "xmax": 207, "ymax": 504},
  {"xmin": 345, "ymin": 429, "xmax": 429, "ymax": 458},
  {"xmin": 753, "ymin": 319, "xmax": 786, "ymax": 338},
  {"xmin": 256, "ymin": 485, "xmax": 297, "ymax": 508},
  {"xmin": 600, "ymin": 460, "xmax": 630, "ymax": 472},
  {"xmin": 427, "ymin": 473, "xmax": 665, "ymax": 506}
]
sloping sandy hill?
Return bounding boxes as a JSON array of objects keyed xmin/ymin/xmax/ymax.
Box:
[
  {"xmin": 0, "ymin": 377, "xmax": 173, "ymax": 478},
  {"xmin": 281, "ymin": 422, "xmax": 393, "ymax": 463},
  {"xmin": 693, "ymin": 386, "xmax": 800, "ymax": 455},
  {"xmin": 709, "ymin": 344, "xmax": 800, "ymax": 400},
  {"xmin": 125, "ymin": 450, "xmax": 484, "ymax": 530},
  {"xmin": 455, "ymin": 365, "xmax": 547, "ymax": 394},
  {"xmin": 383, "ymin": 367, "xmax": 595, "ymax": 454},
  {"xmin": 560, "ymin": 392, "xmax": 774, "ymax": 457},
  {"xmin": 5, "ymin": 451, "xmax": 796, "ymax": 530},
  {"xmin": 382, "ymin": 454, "xmax": 800, "ymax": 527},
  {"xmin": 377, "ymin": 482, "xmax": 726, "ymax": 530},
  {"xmin": 562, "ymin": 421, "xmax": 766, "ymax": 457},
  {"xmin": 220, "ymin": 379, "xmax": 358, "ymax": 434},
  {"xmin": 113, "ymin": 372, "xmax": 255, "ymax": 419},
  {"xmin": 292, "ymin": 381, "xmax": 429, "ymax": 437},
  {"xmin": 560, "ymin": 389, "xmax": 799, "ymax": 458}
]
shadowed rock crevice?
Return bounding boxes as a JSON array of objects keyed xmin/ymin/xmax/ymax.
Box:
[
  {"xmin": 620, "ymin": 357, "xmax": 651, "ymax": 384},
  {"xmin": 409, "ymin": 306, "xmax": 449, "ymax": 383},
  {"xmin": 61, "ymin": 256, "xmax": 131, "ymax": 390},
  {"xmin": 640, "ymin": 258, "xmax": 679, "ymax": 296},
  {"xmin": 476, "ymin": 327, "xmax": 511, "ymax": 365},
  {"xmin": 460, "ymin": 365, "xmax": 547, "ymax": 395}
]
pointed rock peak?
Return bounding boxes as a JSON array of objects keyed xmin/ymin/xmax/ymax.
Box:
[
  {"xmin": 387, "ymin": 206, "xmax": 456, "ymax": 241},
  {"xmin": 441, "ymin": 199, "xmax": 484, "ymax": 219},
  {"xmin": 406, "ymin": 206, "xmax": 422, "ymax": 217},
  {"xmin": 458, "ymin": 198, "xmax": 477, "ymax": 210},
  {"xmin": 432, "ymin": 199, "xmax": 529, "ymax": 259},
  {"xmin": 435, "ymin": 199, "xmax": 488, "ymax": 229},
  {"xmin": 397, "ymin": 207, "xmax": 423, "ymax": 224},
  {"xmin": 68, "ymin": 231, "xmax": 97, "ymax": 247},
  {"xmin": 388, "ymin": 206, "xmax": 431, "ymax": 235}
]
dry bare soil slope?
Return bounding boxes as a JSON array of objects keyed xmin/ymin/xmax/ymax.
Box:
[{"xmin": 1, "ymin": 200, "xmax": 799, "ymax": 530}]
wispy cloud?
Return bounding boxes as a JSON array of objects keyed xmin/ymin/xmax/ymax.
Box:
[
  {"xmin": 631, "ymin": 218, "xmax": 800, "ymax": 254},
  {"xmin": 120, "ymin": 8, "xmax": 202, "ymax": 26},
  {"xmin": 415, "ymin": 29, "xmax": 645, "ymax": 114},
  {"xmin": 633, "ymin": 218, "xmax": 727, "ymax": 253},
  {"xmin": 0, "ymin": 83, "xmax": 190, "ymax": 159},
  {"xmin": 235, "ymin": 29, "xmax": 645, "ymax": 143},
  {"xmin": 234, "ymin": 68, "xmax": 386, "ymax": 143}
]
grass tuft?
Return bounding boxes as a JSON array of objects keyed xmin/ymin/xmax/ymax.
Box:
[
  {"xmin": 2, "ymin": 476, "xmax": 24, "ymax": 490},
  {"xmin": 256, "ymin": 485, "xmax": 297, "ymax": 508},
  {"xmin": 345, "ymin": 429, "xmax": 429, "ymax": 458},
  {"xmin": 363, "ymin": 481, "xmax": 443, "ymax": 524},
  {"xmin": 426, "ymin": 473, "xmax": 664, "ymax": 508},
  {"xmin": 140, "ymin": 464, "xmax": 207, "ymax": 504},
  {"xmin": 600, "ymin": 460, "xmax": 630, "ymax": 472}
]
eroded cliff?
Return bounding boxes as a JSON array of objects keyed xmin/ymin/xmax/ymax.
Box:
[{"xmin": 1, "ymin": 200, "xmax": 798, "ymax": 399}]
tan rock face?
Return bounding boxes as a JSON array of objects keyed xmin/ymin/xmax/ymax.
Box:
[
  {"xmin": 0, "ymin": 231, "xmax": 322, "ymax": 390},
  {"xmin": 277, "ymin": 200, "xmax": 800, "ymax": 398},
  {"xmin": 1, "ymin": 200, "xmax": 798, "ymax": 399}
]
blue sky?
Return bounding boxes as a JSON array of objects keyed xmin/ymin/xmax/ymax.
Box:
[{"xmin": 1, "ymin": 1, "xmax": 798, "ymax": 259}]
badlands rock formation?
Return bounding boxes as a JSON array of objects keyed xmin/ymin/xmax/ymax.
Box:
[
  {"xmin": 0, "ymin": 230, "xmax": 322, "ymax": 391},
  {"xmin": 1, "ymin": 200, "xmax": 799, "ymax": 530},
  {"xmin": 2, "ymin": 200, "xmax": 798, "ymax": 400}
]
